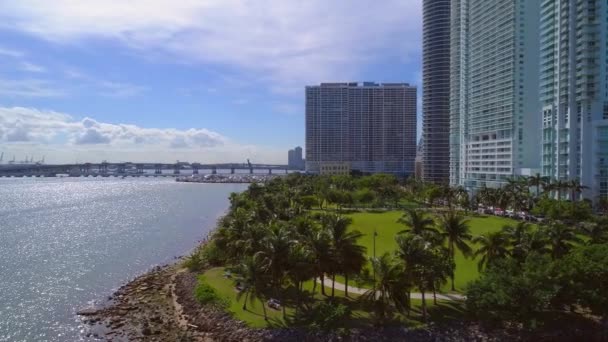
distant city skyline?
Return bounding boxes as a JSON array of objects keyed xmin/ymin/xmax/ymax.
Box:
[{"xmin": 0, "ymin": 1, "xmax": 423, "ymax": 164}]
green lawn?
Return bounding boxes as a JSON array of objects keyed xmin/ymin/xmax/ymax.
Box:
[
  {"xmin": 202, "ymin": 266, "xmax": 465, "ymax": 329},
  {"xmin": 346, "ymin": 211, "xmax": 522, "ymax": 291}
]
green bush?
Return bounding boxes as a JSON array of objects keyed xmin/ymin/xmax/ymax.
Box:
[
  {"xmin": 184, "ymin": 248, "xmax": 206, "ymax": 271},
  {"xmin": 465, "ymin": 254, "xmax": 558, "ymax": 328},
  {"xmin": 194, "ymin": 276, "xmax": 230, "ymax": 309},
  {"xmin": 200, "ymin": 240, "xmax": 226, "ymax": 266},
  {"xmin": 300, "ymin": 301, "xmax": 351, "ymax": 331}
]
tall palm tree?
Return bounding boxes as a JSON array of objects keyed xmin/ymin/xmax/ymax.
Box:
[
  {"xmin": 550, "ymin": 179, "xmax": 570, "ymax": 200},
  {"xmin": 472, "ymin": 231, "xmax": 510, "ymax": 270},
  {"xmin": 438, "ymin": 211, "xmax": 472, "ymax": 291},
  {"xmin": 542, "ymin": 221, "xmax": 582, "ymax": 259},
  {"xmin": 521, "ymin": 229, "xmax": 551, "ymax": 256},
  {"xmin": 567, "ymin": 179, "xmax": 588, "ymax": 201},
  {"xmin": 286, "ymin": 244, "xmax": 315, "ymax": 313},
  {"xmin": 398, "ymin": 209, "xmax": 437, "ymax": 236},
  {"xmin": 361, "ymin": 253, "xmax": 411, "ymax": 323},
  {"xmin": 528, "ymin": 173, "xmax": 548, "ymax": 198},
  {"xmin": 256, "ymin": 222, "xmax": 294, "ymax": 319},
  {"xmin": 232, "ymin": 256, "xmax": 269, "ymax": 319},
  {"xmin": 501, "ymin": 222, "xmax": 532, "ymax": 262},
  {"xmin": 322, "ymin": 214, "xmax": 366, "ymax": 297},
  {"xmin": 296, "ymin": 222, "xmax": 333, "ymax": 297}
]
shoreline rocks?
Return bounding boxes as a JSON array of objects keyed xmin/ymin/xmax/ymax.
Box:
[{"xmin": 79, "ymin": 264, "xmax": 601, "ymax": 342}]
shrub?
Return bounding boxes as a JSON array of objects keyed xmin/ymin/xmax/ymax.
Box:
[
  {"xmin": 299, "ymin": 301, "xmax": 351, "ymax": 331},
  {"xmin": 465, "ymin": 254, "xmax": 558, "ymax": 328},
  {"xmin": 194, "ymin": 276, "xmax": 230, "ymax": 309},
  {"xmin": 184, "ymin": 248, "xmax": 206, "ymax": 271},
  {"xmin": 200, "ymin": 240, "xmax": 226, "ymax": 266}
]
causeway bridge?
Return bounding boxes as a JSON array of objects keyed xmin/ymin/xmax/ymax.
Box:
[{"xmin": 0, "ymin": 162, "xmax": 296, "ymax": 178}]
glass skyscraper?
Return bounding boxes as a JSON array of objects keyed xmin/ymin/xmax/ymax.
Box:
[
  {"xmin": 540, "ymin": 0, "xmax": 608, "ymax": 201},
  {"xmin": 422, "ymin": 0, "xmax": 451, "ymax": 184},
  {"xmin": 450, "ymin": 0, "xmax": 542, "ymax": 190}
]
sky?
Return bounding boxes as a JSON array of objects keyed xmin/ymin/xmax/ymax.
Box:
[{"xmin": 0, "ymin": 0, "xmax": 422, "ymax": 164}]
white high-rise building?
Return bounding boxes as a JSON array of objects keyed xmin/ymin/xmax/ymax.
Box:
[
  {"xmin": 540, "ymin": 0, "xmax": 608, "ymax": 201},
  {"xmin": 450, "ymin": 0, "xmax": 542, "ymax": 190},
  {"xmin": 305, "ymin": 82, "xmax": 417, "ymax": 176}
]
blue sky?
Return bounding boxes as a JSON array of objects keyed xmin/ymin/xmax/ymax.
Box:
[{"xmin": 0, "ymin": 1, "xmax": 422, "ymax": 164}]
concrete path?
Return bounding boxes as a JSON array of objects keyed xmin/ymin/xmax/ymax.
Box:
[{"xmin": 316, "ymin": 277, "xmax": 466, "ymax": 301}]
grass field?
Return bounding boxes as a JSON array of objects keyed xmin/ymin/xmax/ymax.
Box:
[
  {"xmin": 202, "ymin": 266, "xmax": 465, "ymax": 328},
  {"xmin": 346, "ymin": 211, "xmax": 521, "ymax": 291}
]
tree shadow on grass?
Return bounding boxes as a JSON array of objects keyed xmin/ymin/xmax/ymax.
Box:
[{"xmin": 425, "ymin": 301, "xmax": 468, "ymax": 324}]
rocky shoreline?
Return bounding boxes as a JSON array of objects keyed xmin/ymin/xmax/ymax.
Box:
[{"xmin": 79, "ymin": 262, "xmax": 601, "ymax": 342}]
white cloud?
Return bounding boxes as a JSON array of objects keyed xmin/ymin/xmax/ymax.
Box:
[
  {"xmin": 97, "ymin": 81, "xmax": 145, "ymax": 98},
  {"xmin": 0, "ymin": 1, "xmax": 422, "ymax": 94},
  {"xmin": 0, "ymin": 106, "xmax": 285, "ymax": 163},
  {"xmin": 0, "ymin": 78, "xmax": 66, "ymax": 98},
  {"xmin": 0, "ymin": 46, "xmax": 24, "ymax": 57},
  {"xmin": 19, "ymin": 62, "xmax": 46, "ymax": 73}
]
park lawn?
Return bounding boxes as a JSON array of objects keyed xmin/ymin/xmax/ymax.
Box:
[
  {"xmin": 345, "ymin": 211, "xmax": 522, "ymax": 292},
  {"xmin": 202, "ymin": 267, "xmax": 353, "ymax": 327},
  {"xmin": 202, "ymin": 267, "xmax": 464, "ymax": 329}
]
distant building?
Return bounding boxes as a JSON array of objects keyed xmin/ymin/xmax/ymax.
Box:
[
  {"xmin": 305, "ymin": 82, "xmax": 417, "ymax": 176},
  {"xmin": 422, "ymin": 0, "xmax": 451, "ymax": 184},
  {"xmin": 320, "ymin": 162, "xmax": 351, "ymax": 175},
  {"xmin": 450, "ymin": 0, "xmax": 541, "ymax": 190},
  {"xmin": 288, "ymin": 146, "xmax": 304, "ymax": 170}
]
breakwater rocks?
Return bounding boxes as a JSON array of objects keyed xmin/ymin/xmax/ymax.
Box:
[
  {"xmin": 80, "ymin": 266, "xmax": 598, "ymax": 341},
  {"xmin": 79, "ymin": 265, "xmax": 211, "ymax": 341}
]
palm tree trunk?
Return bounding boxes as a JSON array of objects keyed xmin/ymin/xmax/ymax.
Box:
[
  {"xmin": 243, "ymin": 291, "xmax": 249, "ymax": 310},
  {"xmin": 406, "ymin": 291, "xmax": 411, "ymax": 317},
  {"xmin": 281, "ymin": 292, "xmax": 287, "ymax": 320},
  {"xmin": 331, "ymin": 274, "xmax": 336, "ymax": 298},
  {"xmin": 421, "ymin": 290, "xmax": 427, "ymax": 321},
  {"xmin": 320, "ymin": 274, "xmax": 326, "ymax": 296},
  {"xmin": 262, "ymin": 300, "xmax": 268, "ymax": 321},
  {"xmin": 450, "ymin": 242, "xmax": 456, "ymax": 291},
  {"xmin": 433, "ymin": 287, "xmax": 437, "ymax": 305},
  {"xmin": 344, "ymin": 273, "xmax": 349, "ymax": 297}
]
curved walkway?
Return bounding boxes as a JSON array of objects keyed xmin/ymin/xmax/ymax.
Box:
[{"xmin": 316, "ymin": 278, "xmax": 466, "ymax": 301}]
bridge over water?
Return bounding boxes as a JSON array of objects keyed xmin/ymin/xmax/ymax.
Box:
[{"xmin": 0, "ymin": 162, "xmax": 298, "ymax": 178}]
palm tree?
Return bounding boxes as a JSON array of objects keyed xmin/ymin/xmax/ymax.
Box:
[
  {"xmin": 528, "ymin": 173, "xmax": 548, "ymax": 198},
  {"xmin": 256, "ymin": 222, "xmax": 294, "ymax": 319},
  {"xmin": 395, "ymin": 234, "xmax": 452, "ymax": 321},
  {"xmin": 232, "ymin": 256, "xmax": 269, "ymax": 319},
  {"xmin": 501, "ymin": 222, "xmax": 532, "ymax": 262},
  {"xmin": 361, "ymin": 253, "xmax": 411, "ymax": 323},
  {"xmin": 398, "ymin": 209, "xmax": 437, "ymax": 236},
  {"xmin": 521, "ymin": 229, "xmax": 551, "ymax": 256},
  {"xmin": 306, "ymin": 229, "xmax": 332, "ymax": 297},
  {"xmin": 550, "ymin": 179, "xmax": 570, "ymax": 200},
  {"xmin": 472, "ymin": 231, "xmax": 510, "ymax": 270},
  {"xmin": 542, "ymin": 221, "xmax": 582, "ymax": 259},
  {"xmin": 286, "ymin": 244, "xmax": 315, "ymax": 313},
  {"xmin": 438, "ymin": 211, "xmax": 472, "ymax": 291},
  {"xmin": 567, "ymin": 179, "xmax": 588, "ymax": 201},
  {"xmin": 322, "ymin": 214, "xmax": 366, "ymax": 297},
  {"xmin": 395, "ymin": 234, "xmax": 429, "ymax": 318}
]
